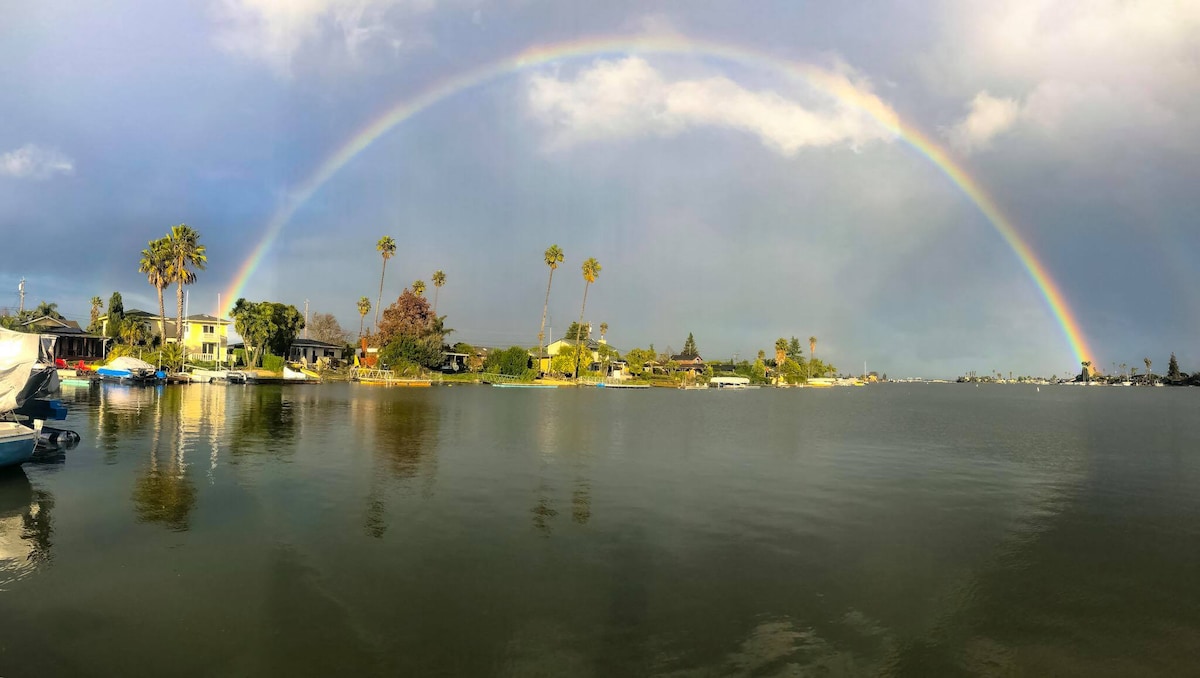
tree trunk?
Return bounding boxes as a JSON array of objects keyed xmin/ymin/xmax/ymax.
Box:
[
  {"xmin": 433, "ymin": 288, "xmax": 440, "ymax": 316},
  {"xmin": 537, "ymin": 268, "xmax": 555, "ymax": 372},
  {"xmin": 375, "ymin": 259, "xmax": 388, "ymax": 329},
  {"xmin": 157, "ymin": 286, "xmax": 166, "ymax": 345},
  {"xmin": 573, "ymin": 281, "xmax": 590, "ymax": 379},
  {"xmin": 176, "ymin": 280, "xmax": 184, "ymax": 345},
  {"xmin": 359, "ymin": 314, "xmax": 365, "ymax": 338}
]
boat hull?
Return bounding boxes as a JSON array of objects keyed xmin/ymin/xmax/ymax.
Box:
[{"xmin": 0, "ymin": 423, "xmax": 37, "ymax": 468}]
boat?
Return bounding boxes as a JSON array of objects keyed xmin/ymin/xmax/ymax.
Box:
[
  {"xmin": 710, "ymin": 376, "xmax": 750, "ymax": 389},
  {"xmin": 1, "ymin": 328, "xmax": 73, "ymax": 468},
  {"xmin": 600, "ymin": 382, "xmax": 650, "ymax": 389},
  {"xmin": 283, "ymin": 366, "xmax": 309, "ymax": 381},
  {"xmin": 95, "ymin": 356, "xmax": 163, "ymax": 384},
  {"xmin": 492, "ymin": 383, "xmax": 556, "ymax": 389},
  {"xmin": 0, "ymin": 422, "xmax": 37, "ymax": 467}
]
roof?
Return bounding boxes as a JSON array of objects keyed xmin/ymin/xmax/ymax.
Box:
[
  {"xmin": 671, "ymin": 354, "xmax": 703, "ymax": 362},
  {"xmin": 186, "ymin": 313, "xmax": 230, "ymax": 323},
  {"xmin": 20, "ymin": 316, "xmax": 80, "ymax": 330},
  {"xmin": 290, "ymin": 338, "xmax": 343, "ymax": 348}
]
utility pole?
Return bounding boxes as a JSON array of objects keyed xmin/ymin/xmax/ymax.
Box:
[
  {"xmin": 18, "ymin": 278, "xmax": 25, "ymax": 314},
  {"xmin": 304, "ymin": 299, "xmax": 309, "ymax": 339}
]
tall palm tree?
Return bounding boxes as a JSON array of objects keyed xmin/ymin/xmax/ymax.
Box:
[
  {"xmin": 139, "ymin": 237, "xmax": 171, "ymax": 342},
  {"xmin": 375, "ymin": 236, "xmax": 396, "ymax": 328},
  {"xmin": 412, "ymin": 280, "xmax": 426, "ymax": 297},
  {"xmin": 537, "ymin": 245, "xmax": 564, "ymax": 370},
  {"xmin": 809, "ymin": 336, "xmax": 817, "ymax": 381},
  {"xmin": 773, "ymin": 338, "xmax": 788, "ymax": 385},
  {"xmin": 599, "ymin": 322, "xmax": 608, "ymax": 341},
  {"xmin": 165, "ymin": 224, "xmax": 206, "ymax": 344},
  {"xmin": 431, "ymin": 270, "xmax": 446, "ymax": 314},
  {"xmin": 357, "ymin": 297, "xmax": 371, "ymax": 337},
  {"xmin": 33, "ymin": 301, "xmax": 62, "ymax": 319},
  {"xmin": 89, "ymin": 296, "xmax": 103, "ymax": 329},
  {"xmin": 1144, "ymin": 357, "xmax": 1152, "ymax": 381},
  {"xmin": 573, "ymin": 257, "xmax": 601, "ymax": 378}
]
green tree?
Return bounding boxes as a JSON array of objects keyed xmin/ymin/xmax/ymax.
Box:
[
  {"xmin": 751, "ymin": 358, "xmax": 767, "ymax": 382},
  {"xmin": 356, "ymin": 296, "xmax": 371, "ymax": 338},
  {"xmin": 1081, "ymin": 360, "xmax": 1092, "ymax": 383},
  {"xmin": 165, "ymin": 224, "xmax": 206, "ymax": 344},
  {"xmin": 375, "ymin": 235, "xmax": 397, "ymax": 329},
  {"xmin": 431, "ymin": 270, "xmax": 446, "ymax": 314},
  {"xmin": 563, "ymin": 321, "xmax": 591, "ymax": 341},
  {"xmin": 787, "ymin": 336, "xmax": 802, "ymax": 361},
  {"xmin": 774, "ymin": 338, "xmax": 787, "ymax": 368},
  {"xmin": 537, "ymin": 245, "xmax": 564, "ymax": 372},
  {"xmin": 1168, "ymin": 353, "xmax": 1181, "ymax": 381},
  {"xmin": 574, "ymin": 257, "xmax": 601, "ymax": 378},
  {"xmin": 106, "ymin": 292, "xmax": 125, "ymax": 339},
  {"xmin": 599, "ymin": 322, "xmax": 608, "ymax": 341},
  {"xmin": 412, "ymin": 279, "xmax": 426, "ymax": 297},
  {"xmin": 623, "ymin": 347, "xmax": 656, "ymax": 376},
  {"xmin": 485, "ymin": 346, "xmax": 534, "ymax": 378},
  {"xmin": 551, "ymin": 343, "xmax": 591, "ymax": 376},
  {"xmin": 682, "ymin": 332, "xmax": 698, "ymax": 357},
  {"xmin": 231, "ymin": 299, "xmax": 305, "ymax": 368},
  {"xmin": 138, "ymin": 237, "xmax": 171, "ymax": 341},
  {"xmin": 32, "ymin": 301, "xmax": 62, "ymax": 319}
]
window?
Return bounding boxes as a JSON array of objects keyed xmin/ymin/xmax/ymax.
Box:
[{"xmin": 203, "ymin": 325, "xmax": 215, "ymax": 333}]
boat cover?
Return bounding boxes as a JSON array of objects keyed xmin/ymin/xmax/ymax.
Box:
[
  {"xmin": 0, "ymin": 327, "xmax": 40, "ymax": 412},
  {"xmin": 105, "ymin": 356, "xmax": 155, "ymax": 371}
]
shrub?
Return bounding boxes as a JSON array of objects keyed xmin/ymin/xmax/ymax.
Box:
[{"xmin": 262, "ymin": 353, "xmax": 285, "ymax": 372}]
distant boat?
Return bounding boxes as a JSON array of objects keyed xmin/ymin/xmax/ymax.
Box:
[
  {"xmin": 493, "ymin": 383, "xmax": 556, "ymax": 389},
  {"xmin": 710, "ymin": 376, "xmax": 750, "ymax": 389}
]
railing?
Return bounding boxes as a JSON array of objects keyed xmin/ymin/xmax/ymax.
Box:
[
  {"xmin": 577, "ymin": 375, "xmax": 605, "ymax": 385},
  {"xmin": 350, "ymin": 367, "xmax": 395, "ymax": 381},
  {"xmin": 479, "ymin": 372, "xmax": 520, "ymax": 383}
]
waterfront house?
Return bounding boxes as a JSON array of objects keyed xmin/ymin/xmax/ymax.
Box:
[
  {"xmin": 288, "ymin": 338, "xmax": 343, "ymax": 366},
  {"xmin": 99, "ymin": 310, "xmax": 231, "ymax": 363},
  {"xmin": 670, "ymin": 353, "xmax": 705, "ymax": 375},
  {"xmin": 20, "ymin": 316, "xmax": 107, "ymax": 362}
]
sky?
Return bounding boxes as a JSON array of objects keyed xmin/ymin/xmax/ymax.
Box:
[{"xmin": 2, "ymin": 0, "xmax": 1198, "ymax": 377}]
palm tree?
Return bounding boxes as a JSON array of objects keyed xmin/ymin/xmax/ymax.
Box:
[
  {"xmin": 573, "ymin": 257, "xmax": 601, "ymax": 378},
  {"xmin": 1144, "ymin": 357, "xmax": 1152, "ymax": 382},
  {"xmin": 89, "ymin": 296, "xmax": 103, "ymax": 330},
  {"xmin": 33, "ymin": 301, "xmax": 62, "ymax": 319},
  {"xmin": 774, "ymin": 338, "xmax": 788, "ymax": 384},
  {"xmin": 537, "ymin": 245, "xmax": 564, "ymax": 371},
  {"xmin": 138, "ymin": 237, "xmax": 171, "ymax": 341},
  {"xmin": 599, "ymin": 322, "xmax": 608, "ymax": 341},
  {"xmin": 412, "ymin": 280, "xmax": 426, "ymax": 297},
  {"xmin": 431, "ymin": 270, "xmax": 446, "ymax": 314},
  {"xmin": 375, "ymin": 236, "xmax": 397, "ymax": 328},
  {"xmin": 357, "ymin": 297, "xmax": 371, "ymax": 337},
  {"xmin": 165, "ymin": 224, "xmax": 206, "ymax": 344}
]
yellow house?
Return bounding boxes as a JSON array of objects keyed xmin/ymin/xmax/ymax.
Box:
[
  {"xmin": 99, "ymin": 309, "xmax": 231, "ymax": 362},
  {"xmin": 180, "ymin": 314, "xmax": 232, "ymax": 362}
]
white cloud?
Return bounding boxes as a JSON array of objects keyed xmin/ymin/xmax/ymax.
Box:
[
  {"xmin": 946, "ymin": 91, "xmax": 1021, "ymax": 153},
  {"xmin": 212, "ymin": 0, "xmax": 437, "ymax": 75},
  {"xmin": 929, "ymin": 0, "xmax": 1200, "ymax": 149},
  {"xmin": 0, "ymin": 144, "xmax": 74, "ymax": 180},
  {"xmin": 527, "ymin": 57, "xmax": 898, "ymax": 156}
]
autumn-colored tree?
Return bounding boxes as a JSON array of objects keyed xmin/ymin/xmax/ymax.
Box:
[{"xmin": 377, "ymin": 289, "xmax": 437, "ymax": 346}]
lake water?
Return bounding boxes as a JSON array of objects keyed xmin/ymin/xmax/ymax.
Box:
[{"xmin": 2, "ymin": 382, "xmax": 1199, "ymax": 676}]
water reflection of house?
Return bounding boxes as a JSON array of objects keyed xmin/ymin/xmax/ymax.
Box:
[{"xmin": 20, "ymin": 316, "xmax": 107, "ymax": 362}]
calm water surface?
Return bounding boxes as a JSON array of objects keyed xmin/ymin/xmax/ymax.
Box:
[{"xmin": 2, "ymin": 382, "xmax": 1199, "ymax": 676}]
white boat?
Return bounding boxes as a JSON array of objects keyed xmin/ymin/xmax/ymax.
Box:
[
  {"xmin": 710, "ymin": 376, "xmax": 750, "ymax": 389},
  {"xmin": 283, "ymin": 366, "xmax": 310, "ymax": 381},
  {"xmin": 0, "ymin": 421, "xmax": 37, "ymax": 467},
  {"xmin": 0, "ymin": 328, "xmax": 43, "ymax": 468}
]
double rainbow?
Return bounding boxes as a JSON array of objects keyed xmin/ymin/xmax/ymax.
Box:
[{"xmin": 221, "ymin": 35, "xmax": 1093, "ymax": 365}]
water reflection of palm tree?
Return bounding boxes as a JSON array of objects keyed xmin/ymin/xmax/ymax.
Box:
[
  {"xmin": 363, "ymin": 395, "xmax": 437, "ymax": 538},
  {"xmin": 132, "ymin": 388, "xmax": 195, "ymax": 531}
]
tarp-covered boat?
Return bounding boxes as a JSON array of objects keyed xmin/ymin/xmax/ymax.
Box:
[
  {"xmin": 0, "ymin": 328, "xmax": 45, "ymax": 467},
  {"xmin": 96, "ymin": 356, "xmax": 162, "ymax": 383}
]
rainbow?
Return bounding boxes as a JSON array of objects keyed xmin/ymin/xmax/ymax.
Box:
[{"xmin": 222, "ymin": 35, "xmax": 1093, "ymax": 364}]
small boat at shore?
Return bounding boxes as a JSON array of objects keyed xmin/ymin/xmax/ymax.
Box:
[{"xmin": 96, "ymin": 356, "xmax": 162, "ymax": 384}]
